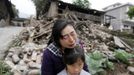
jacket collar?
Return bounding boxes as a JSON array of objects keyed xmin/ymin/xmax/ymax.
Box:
[{"xmin": 47, "ymin": 42, "xmax": 62, "ymax": 57}]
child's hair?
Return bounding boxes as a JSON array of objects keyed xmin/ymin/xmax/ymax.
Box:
[{"xmin": 63, "ymin": 46, "xmax": 85, "ymax": 65}]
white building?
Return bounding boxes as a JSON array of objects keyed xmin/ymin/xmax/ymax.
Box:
[{"xmin": 103, "ymin": 3, "xmax": 134, "ymax": 33}]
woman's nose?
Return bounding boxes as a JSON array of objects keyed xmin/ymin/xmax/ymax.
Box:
[{"xmin": 69, "ymin": 35, "xmax": 74, "ymax": 42}]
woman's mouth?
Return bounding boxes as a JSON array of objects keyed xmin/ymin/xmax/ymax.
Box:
[{"xmin": 69, "ymin": 43, "xmax": 75, "ymax": 47}]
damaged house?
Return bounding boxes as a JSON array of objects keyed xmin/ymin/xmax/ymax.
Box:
[{"xmin": 38, "ymin": 0, "xmax": 105, "ymax": 24}]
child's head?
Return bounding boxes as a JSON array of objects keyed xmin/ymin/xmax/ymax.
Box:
[{"xmin": 63, "ymin": 46, "xmax": 85, "ymax": 75}]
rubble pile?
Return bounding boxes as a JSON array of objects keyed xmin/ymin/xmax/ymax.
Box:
[
  {"xmin": 4, "ymin": 18, "xmax": 53, "ymax": 75},
  {"xmin": 3, "ymin": 18, "xmax": 134, "ymax": 75},
  {"xmin": 5, "ymin": 43, "xmax": 47, "ymax": 75}
]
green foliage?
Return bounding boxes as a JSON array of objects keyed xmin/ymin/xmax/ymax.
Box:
[
  {"xmin": 31, "ymin": 0, "xmax": 49, "ymax": 18},
  {"xmin": 114, "ymin": 50, "xmax": 134, "ymax": 65},
  {"xmin": 127, "ymin": 6, "xmax": 134, "ymax": 19},
  {"xmin": 32, "ymin": 0, "xmax": 45, "ymax": 10},
  {"xmin": 0, "ymin": 61, "xmax": 13, "ymax": 75},
  {"xmin": 85, "ymin": 50, "xmax": 134, "ymax": 75},
  {"xmin": 90, "ymin": 50, "xmax": 104, "ymax": 60},
  {"xmin": 105, "ymin": 59, "xmax": 114, "ymax": 70},
  {"xmin": 73, "ymin": 0, "xmax": 90, "ymax": 8},
  {"xmin": 85, "ymin": 51, "xmax": 114, "ymax": 75},
  {"xmin": 12, "ymin": 5, "xmax": 19, "ymax": 18},
  {"xmin": 87, "ymin": 57, "xmax": 105, "ymax": 74}
]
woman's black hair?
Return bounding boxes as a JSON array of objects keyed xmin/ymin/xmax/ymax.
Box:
[
  {"xmin": 47, "ymin": 19, "xmax": 75, "ymax": 47},
  {"xmin": 63, "ymin": 46, "xmax": 85, "ymax": 65}
]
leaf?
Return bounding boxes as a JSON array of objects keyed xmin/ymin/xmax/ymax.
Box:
[
  {"xmin": 85, "ymin": 53, "xmax": 105, "ymax": 74},
  {"xmin": 90, "ymin": 50, "xmax": 104, "ymax": 60},
  {"xmin": 114, "ymin": 50, "xmax": 134, "ymax": 64},
  {"xmin": 106, "ymin": 61, "xmax": 114, "ymax": 70}
]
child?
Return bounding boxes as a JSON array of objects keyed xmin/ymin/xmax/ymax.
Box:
[{"xmin": 57, "ymin": 46, "xmax": 91, "ymax": 75}]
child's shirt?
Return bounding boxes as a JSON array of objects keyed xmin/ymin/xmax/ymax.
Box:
[{"xmin": 57, "ymin": 68, "xmax": 91, "ymax": 75}]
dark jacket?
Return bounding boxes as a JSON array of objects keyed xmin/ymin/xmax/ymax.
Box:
[{"xmin": 41, "ymin": 42, "xmax": 89, "ymax": 75}]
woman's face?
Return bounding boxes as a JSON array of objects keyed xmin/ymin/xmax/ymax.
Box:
[
  {"xmin": 60, "ymin": 25, "xmax": 77, "ymax": 48},
  {"xmin": 66, "ymin": 58, "xmax": 84, "ymax": 75}
]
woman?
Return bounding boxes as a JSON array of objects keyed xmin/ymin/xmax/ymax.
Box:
[{"xmin": 41, "ymin": 19, "xmax": 89, "ymax": 75}]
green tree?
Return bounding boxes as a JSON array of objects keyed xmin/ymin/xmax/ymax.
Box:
[
  {"xmin": 31, "ymin": 0, "xmax": 49, "ymax": 19},
  {"xmin": 12, "ymin": 5, "xmax": 19, "ymax": 18},
  {"xmin": 72, "ymin": 0, "xmax": 91, "ymax": 8},
  {"xmin": 127, "ymin": 6, "xmax": 134, "ymax": 19}
]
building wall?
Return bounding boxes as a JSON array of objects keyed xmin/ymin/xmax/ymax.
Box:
[
  {"xmin": 105, "ymin": 5, "xmax": 129, "ymax": 20},
  {"xmin": 104, "ymin": 4, "xmax": 132, "ymax": 31}
]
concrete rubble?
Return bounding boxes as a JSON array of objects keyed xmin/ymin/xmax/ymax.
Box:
[{"xmin": 2, "ymin": 18, "xmax": 134, "ymax": 75}]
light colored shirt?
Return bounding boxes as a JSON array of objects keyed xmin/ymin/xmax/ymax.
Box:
[{"xmin": 57, "ymin": 69, "xmax": 91, "ymax": 75}]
